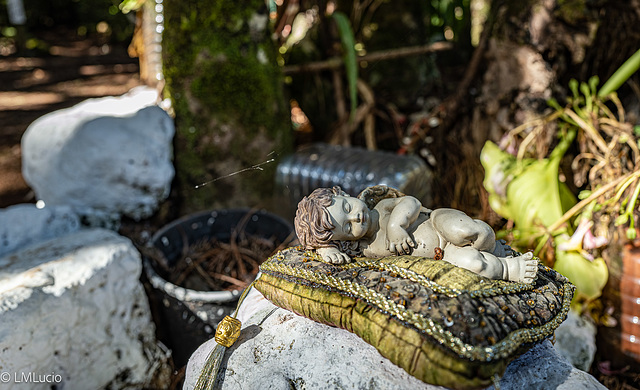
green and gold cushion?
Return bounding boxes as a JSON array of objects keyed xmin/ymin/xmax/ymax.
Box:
[{"xmin": 254, "ymin": 247, "xmax": 574, "ymax": 390}]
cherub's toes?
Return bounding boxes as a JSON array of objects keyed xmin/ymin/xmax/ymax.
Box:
[
  {"xmin": 328, "ymin": 256, "xmax": 342, "ymax": 264},
  {"xmin": 337, "ymin": 255, "xmax": 352, "ymax": 265},
  {"xmin": 523, "ymin": 269, "xmax": 537, "ymax": 282}
]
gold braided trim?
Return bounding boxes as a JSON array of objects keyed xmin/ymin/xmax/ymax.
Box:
[
  {"xmin": 259, "ymin": 255, "xmax": 573, "ymax": 362},
  {"xmin": 338, "ymin": 259, "xmax": 462, "ymax": 298},
  {"xmin": 272, "ymin": 247, "xmax": 549, "ymax": 299}
]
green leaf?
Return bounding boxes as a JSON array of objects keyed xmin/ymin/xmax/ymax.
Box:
[
  {"xmin": 332, "ymin": 12, "xmax": 358, "ymax": 122},
  {"xmin": 119, "ymin": 0, "xmax": 144, "ymax": 14},
  {"xmin": 615, "ymin": 214, "xmax": 629, "ymax": 226},
  {"xmin": 553, "ymin": 249, "xmax": 608, "ymax": 302},
  {"xmin": 548, "ymin": 98, "xmax": 562, "ymax": 111},
  {"xmin": 580, "ymin": 82, "xmax": 592, "ymax": 113},
  {"xmin": 480, "ymin": 141, "xmax": 521, "ymax": 220},
  {"xmin": 578, "ymin": 190, "xmax": 592, "ymax": 200},
  {"xmin": 569, "ymin": 79, "xmax": 579, "ymax": 100},
  {"xmin": 480, "ymin": 139, "xmax": 577, "ymax": 247}
]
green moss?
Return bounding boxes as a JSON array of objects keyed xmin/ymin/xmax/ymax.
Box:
[{"xmin": 163, "ymin": 0, "xmax": 292, "ymax": 214}]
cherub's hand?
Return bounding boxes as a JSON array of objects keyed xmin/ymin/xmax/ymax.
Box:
[
  {"xmin": 386, "ymin": 228, "xmax": 415, "ymax": 255},
  {"xmin": 317, "ymin": 247, "xmax": 351, "ymax": 264},
  {"xmin": 493, "ymin": 239, "xmax": 517, "ymax": 257}
]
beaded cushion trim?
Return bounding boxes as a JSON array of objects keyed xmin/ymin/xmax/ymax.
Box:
[{"xmin": 254, "ymin": 246, "xmax": 575, "ymax": 389}]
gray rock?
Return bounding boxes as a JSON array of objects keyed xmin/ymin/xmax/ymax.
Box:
[
  {"xmin": 21, "ymin": 87, "xmax": 174, "ymax": 220},
  {"xmin": 0, "ymin": 204, "xmax": 80, "ymax": 258},
  {"xmin": 0, "ymin": 229, "xmax": 168, "ymax": 389},
  {"xmin": 553, "ymin": 309, "xmax": 597, "ymax": 371},
  {"xmin": 185, "ymin": 289, "xmax": 606, "ymax": 390},
  {"xmin": 493, "ymin": 338, "xmax": 604, "ymax": 390}
]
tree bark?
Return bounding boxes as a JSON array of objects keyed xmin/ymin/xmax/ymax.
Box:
[
  {"xmin": 432, "ymin": 0, "xmax": 640, "ymax": 215},
  {"xmin": 163, "ymin": 1, "xmax": 292, "ymax": 215},
  {"xmin": 471, "ymin": 0, "xmax": 640, "ymax": 148}
]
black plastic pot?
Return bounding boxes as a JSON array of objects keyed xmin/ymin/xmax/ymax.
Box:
[{"xmin": 142, "ymin": 208, "xmax": 294, "ymax": 367}]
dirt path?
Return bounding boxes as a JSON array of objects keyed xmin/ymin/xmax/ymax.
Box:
[{"xmin": 0, "ymin": 29, "xmax": 142, "ymax": 208}]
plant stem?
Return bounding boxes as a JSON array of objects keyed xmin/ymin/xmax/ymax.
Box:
[
  {"xmin": 624, "ymin": 178, "xmax": 640, "ymax": 216},
  {"xmin": 562, "ymin": 109, "xmax": 609, "ymax": 154},
  {"xmin": 599, "ymin": 48, "xmax": 640, "ymax": 97},
  {"xmin": 281, "ymin": 42, "xmax": 452, "ymax": 74},
  {"xmin": 547, "ymin": 170, "xmax": 640, "ymax": 233}
]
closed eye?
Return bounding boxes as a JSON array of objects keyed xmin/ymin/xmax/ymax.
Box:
[{"xmin": 343, "ymin": 200, "xmax": 351, "ymax": 213}]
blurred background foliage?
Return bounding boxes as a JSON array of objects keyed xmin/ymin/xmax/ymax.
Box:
[
  {"xmin": 0, "ymin": 0, "xmax": 134, "ymax": 54},
  {"xmin": 271, "ymin": 0, "xmax": 475, "ymax": 150}
]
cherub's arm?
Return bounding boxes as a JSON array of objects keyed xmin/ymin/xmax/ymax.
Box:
[
  {"xmin": 316, "ymin": 246, "xmax": 351, "ymax": 264},
  {"xmin": 379, "ymin": 197, "xmax": 422, "ymax": 255}
]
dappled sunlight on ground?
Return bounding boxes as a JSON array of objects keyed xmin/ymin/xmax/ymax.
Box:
[{"xmin": 0, "ymin": 29, "xmax": 142, "ymax": 207}]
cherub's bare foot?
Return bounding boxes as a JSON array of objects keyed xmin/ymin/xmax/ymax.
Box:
[
  {"xmin": 316, "ymin": 247, "xmax": 352, "ymax": 265},
  {"xmin": 503, "ymin": 252, "xmax": 538, "ymax": 283}
]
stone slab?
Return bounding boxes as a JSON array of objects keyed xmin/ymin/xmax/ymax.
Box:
[{"xmin": 0, "ymin": 229, "xmax": 163, "ymax": 389}]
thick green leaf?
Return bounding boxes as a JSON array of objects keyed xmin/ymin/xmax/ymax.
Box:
[
  {"xmin": 553, "ymin": 248, "xmax": 608, "ymax": 302},
  {"xmin": 481, "ymin": 140, "xmax": 576, "ymax": 247},
  {"xmin": 506, "ymin": 156, "xmax": 573, "ymax": 230},
  {"xmin": 481, "ymin": 136, "xmax": 610, "ymax": 302},
  {"xmin": 480, "ymin": 141, "xmax": 523, "ymax": 220}
]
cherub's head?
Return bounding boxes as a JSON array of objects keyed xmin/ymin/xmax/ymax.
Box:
[
  {"xmin": 294, "ymin": 186, "xmax": 345, "ymax": 249},
  {"xmin": 294, "ymin": 186, "xmax": 371, "ymax": 250}
]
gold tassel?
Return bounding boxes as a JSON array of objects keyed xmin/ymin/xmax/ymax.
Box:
[{"xmin": 193, "ymin": 282, "xmax": 255, "ymax": 390}]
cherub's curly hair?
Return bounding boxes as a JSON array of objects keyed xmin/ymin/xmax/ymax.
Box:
[
  {"xmin": 294, "ymin": 185, "xmax": 405, "ymax": 257},
  {"xmin": 294, "ymin": 186, "xmax": 345, "ymax": 249}
]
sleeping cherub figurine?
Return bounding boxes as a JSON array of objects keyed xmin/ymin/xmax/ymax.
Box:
[{"xmin": 294, "ymin": 185, "xmax": 538, "ymax": 283}]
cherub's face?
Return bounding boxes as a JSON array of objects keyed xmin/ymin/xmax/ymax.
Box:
[{"xmin": 327, "ymin": 195, "xmax": 370, "ymax": 241}]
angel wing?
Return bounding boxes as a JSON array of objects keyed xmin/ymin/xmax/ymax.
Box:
[{"xmin": 357, "ymin": 185, "xmax": 406, "ymax": 209}]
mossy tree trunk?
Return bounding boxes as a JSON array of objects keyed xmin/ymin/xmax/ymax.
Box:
[{"xmin": 163, "ymin": 1, "xmax": 292, "ymax": 215}]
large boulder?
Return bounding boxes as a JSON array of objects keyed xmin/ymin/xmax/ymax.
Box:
[
  {"xmin": 21, "ymin": 87, "xmax": 174, "ymax": 220},
  {"xmin": 0, "ymin": 204, "xmax": 80, "ymax": 258},
  {"xmin": 184, "ymin": 288, "xmax": 606, "ymax": 390},
  {"xmin": 0, "ymin": 229, "xmax": 166, "ymax": 389}
]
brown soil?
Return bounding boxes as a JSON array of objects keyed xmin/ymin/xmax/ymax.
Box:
[{"xmin": 0, "ymin": 28, "xmax": 143, "ymax": 208}]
